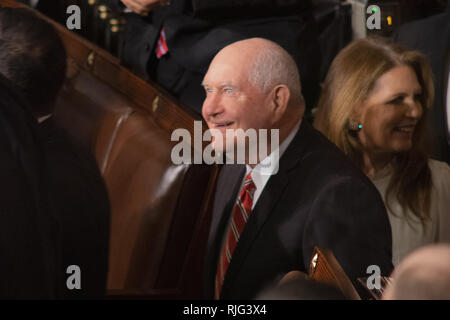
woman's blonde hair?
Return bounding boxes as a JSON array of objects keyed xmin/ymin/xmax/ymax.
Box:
[{"xmin": 314, "ymin": 37, "xmax": 434, "ymax": 226}]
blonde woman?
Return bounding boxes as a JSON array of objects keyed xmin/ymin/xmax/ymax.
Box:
[{"xmin": 314, "ymin": 37, "xmax": 450, "ymax": 266}]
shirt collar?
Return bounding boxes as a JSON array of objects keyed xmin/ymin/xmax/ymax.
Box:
[{"xmin": 247, "ymin": 119, "xmax": 302, "ymax": 189}]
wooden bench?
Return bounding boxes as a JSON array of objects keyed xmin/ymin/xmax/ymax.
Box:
[{"xmin": 0, "ymin": 0, "xmax": 218, "ymax": 299}]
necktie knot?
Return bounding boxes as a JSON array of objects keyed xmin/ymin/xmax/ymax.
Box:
[{"xmin": 241, "ymin": 172, "xmax": 256, "ymax": 197}]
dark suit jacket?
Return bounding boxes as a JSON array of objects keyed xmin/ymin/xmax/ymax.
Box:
[
  {"xmin": 0, "ymin": 74, "xmax": 109, "ymax": 299},
  {"xmin": 205, "ymin": 121, "xmax": 394, "ymax": 299},
  {"xmin": 395, "ymin": 12, "xmax": 450, "ymax": 164},
  {"xmin": 0, "ymin": 74, "xmax": 57, "ymax": 299},
  {"xmin": 39, "ymin": 118, "xmax": 110, "ymax": 299},
  {"xmin": 108, "ymin": 0, "xmax": 320, "ymax": 114}
]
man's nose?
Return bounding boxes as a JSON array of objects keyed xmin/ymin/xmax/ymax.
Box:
[{"xmin": 202, "ymin": 92, "xmax": 222, "ymax": 120}]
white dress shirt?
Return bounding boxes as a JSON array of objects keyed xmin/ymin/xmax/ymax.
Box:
[{"xmin": 242, "ymin": 120, "xmax": 302, "ymax": 210}]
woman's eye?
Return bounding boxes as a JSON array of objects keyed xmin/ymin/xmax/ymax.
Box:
[{"xmin": 414, "ymin": 93, "xmax": 423, "ymax": 102}]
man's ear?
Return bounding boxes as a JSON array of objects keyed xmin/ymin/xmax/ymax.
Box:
[{"xmin": 269, "ymin": 84, "xmax": 290, "ymax": 122}]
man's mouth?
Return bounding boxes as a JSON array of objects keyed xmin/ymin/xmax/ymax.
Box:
[{"xmin": 214, "ymin": 121, "xmax": 234, "ymax": 128}]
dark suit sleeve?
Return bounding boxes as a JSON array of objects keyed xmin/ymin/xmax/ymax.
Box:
[
  {"xmin": 106, "ymin": 0, "xmax": 126, "ymax": 11},
  {"xmin": 191, "ymin": 0, "xmax": 312, "ymax": 18},
  {"xmin": 393, "ymin": 21, "xmax": 421, "ymax": 49},
  {"xmin": 192, "ymin": 0, "xmax": 310, "ymax": 10},
  {"xmin": 0, "ymin": 145, "xmax": 56, "ymax": 299},
  {"xmin": 47, "ymin": 147, "xmax": 110, "ymax": 299},
  {"xmin": 0, "ymin": 77, "xmax": 57, "ymax": 299},
  {"xmin": 302, "ymin": 176, "xmax": 394, "ymax": 283}
]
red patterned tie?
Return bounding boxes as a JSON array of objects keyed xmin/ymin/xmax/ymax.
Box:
[
  {"xmin": 155, "ymin": 27, "xmax": 169, "ymax": 58},
  {"xmin": 215, "ymin": 172, "xmax": 256, "ymax": 299}
]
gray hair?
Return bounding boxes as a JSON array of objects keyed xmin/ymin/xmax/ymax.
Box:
[{"xmin": 248, "ymin": 40, "xmax": 303, "ymax": 106}]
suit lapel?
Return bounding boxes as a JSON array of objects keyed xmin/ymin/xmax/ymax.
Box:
[
  {"xmin": 221, "ymin": 121, "xmax": 313, "ymax": 297},
  {"xmin": 209, "ymin": 165, "xmax": 245, "ymax": 245},
  {"xmin": 220, "ymin": 169, "xmax": 290, "ymax": 297},
  {"xmin": 206, "ymin": 164, "xmax": 245, "ymax": 293}
]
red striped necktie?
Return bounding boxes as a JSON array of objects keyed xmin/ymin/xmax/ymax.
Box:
[
  {"xmin": 215, "ymin": 172, "xmax": 256, "ymax": 299},
  {"xmin": 155, "ymin": 27, "xmax": 169, "ymax": 58}
]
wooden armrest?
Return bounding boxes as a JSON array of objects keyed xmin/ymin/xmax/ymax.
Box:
[{"xmin": 308, "ymin": 247, "xmax": 361, "ymax": 300}]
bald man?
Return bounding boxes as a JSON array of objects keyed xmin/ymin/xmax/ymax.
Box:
[
  {"xmin": 203, "ymin": 38, "xmax": 394, "ymax": 300},
  {"xmin": 383, "ymin": 244, "xmax": 450, "ymax": 300}
]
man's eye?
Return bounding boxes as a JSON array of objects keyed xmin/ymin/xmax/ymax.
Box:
[
  {"xmin": 224, "ymin": 88, "xmax": 233, "ymax": 94},
  {"xmin": 205, "ymin": 88, "xmax": 213, "ymax": 93}
]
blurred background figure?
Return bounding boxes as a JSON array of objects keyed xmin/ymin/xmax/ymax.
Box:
[
  {"xmin": 16, "ymin": 0, "xmax": 446, "ymax": 120},
  {"xmin": 0, "ymin": 72, "xmax": 56, "ymax": 299},
  {"xmin": 383, "ymin": 244, "xmax": 450, "ymax": 300},
  {"xmin": 313, "ymin": 37, "xmax": 450, "ymax": 266},
  {"xmin": 16, "ymin": 1, "xmax": 449, "ymax": 118},
  {"xmin": 0, "ymin": 7, "xmax": 110, "ymax": 299},
  {"xmin": 395, "ymin": 1, "xmax": 450, "ymax": 164},
  {"xmin": 103, "ymin": 0, "xmax": 321, "ymax": 115}
]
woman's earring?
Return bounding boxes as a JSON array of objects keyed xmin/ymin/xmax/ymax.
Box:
[{"xmin": 348, "ymin": 119, "xmax": 363, "ymax": 131}]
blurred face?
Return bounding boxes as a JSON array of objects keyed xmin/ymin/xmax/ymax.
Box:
[
  {"xmin": 201, "ymin": 48, "xmax": 273, "ymax": 153},
  {"xmin": 356, "ymin": 65, "xmax": 423, "ymax": 155}
]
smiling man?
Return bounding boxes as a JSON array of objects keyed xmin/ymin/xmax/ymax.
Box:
[
  {"xmin": 201, "ymin": 38, "xmax": 301, "ymax": 169},
  {"xmin": 203, "ymin": 38, "xmax": 394, "ymax": 300}
]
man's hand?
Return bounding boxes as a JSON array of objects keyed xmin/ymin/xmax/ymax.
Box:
[{"xmin": 120, "ymin": 0, "xmax": 169, "ymax": 16}]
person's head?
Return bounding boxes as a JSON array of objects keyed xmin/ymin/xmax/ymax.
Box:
[
  {"xmin": 201, "ymin": 38, "xmax": 304, "ymax": 158},
  {"xmin": 314, "ymin": 37, "xmax": 433, "ymax": 160},
  {"xmin": 383, "ymin": 244, "xmax": 450, "ymax": 300},
  {"xmin": 314, "ymin": 37, "xmax": 433, "ymax": 225},
  {"xmin": 0, "ymin": 7, "xmax": 67, "ymax": 117}
]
